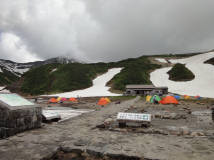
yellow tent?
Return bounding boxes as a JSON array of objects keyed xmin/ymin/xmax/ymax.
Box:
[
  {"xmin": 57, "ymin": 97, "xmax": 61, "ymax": 102},
  {"xmin": 146, "ymin": 95, "xmax": 152, "ymax": 102},
  {"xmin": 184, "ymin": 95, "xmax": 190, "ymax": 99},
  {"xmin": 105, "ymin": 98, "xmax": 111, "ymax": 103}
]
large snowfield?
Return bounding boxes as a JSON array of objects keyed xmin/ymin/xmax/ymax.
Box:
[
  {"xmin": 50, "ymin": 68, "xmax": 123, "ymax": 98},
  {"xmin": 150, "ymin": 51, "xmax": 214, "ymax": 98}
]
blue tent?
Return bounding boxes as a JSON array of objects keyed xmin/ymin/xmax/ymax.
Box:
[{"xmin": 174, "ymin": 95, "xmax": 180, "ymax": 100}]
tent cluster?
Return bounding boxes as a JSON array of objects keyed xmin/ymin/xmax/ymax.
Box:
[
  {"xmin": 182, "ymin": 94, "xmax": 202, "ymax": 100},
  {"xmin": 48, "ymin": 97, "xmax": 78, "ymax": 103},
  {"xmin": 146, "ymin": 93, "xmax": 203, "ymax": 105},
  {"xmin": 146, "ymin": 95, "xmax": 178, "ymax": 104},
  {"xmin": 184, "ymin": 95, "xmax": 190, "ymax": 100},
  {"xmin": 97, "ymin": 97, "xmax": 111, "ymax": 106},
  {"xmin": 195, "ymin": 95, "xmax": 202, "ymax": 100}
]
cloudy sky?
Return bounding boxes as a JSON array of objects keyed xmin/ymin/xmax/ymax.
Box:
[{"xmin": 0, "ymin": 0, "xmax": 214, "ymax": 63}]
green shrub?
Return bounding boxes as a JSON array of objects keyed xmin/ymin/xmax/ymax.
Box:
[
  {"xmin": 167, "ymin": 63, "xmax": 195, "ymax": 81},
  {"xmin": 204, "ymin": 57, "xmax": 214, "ymax": 65}
]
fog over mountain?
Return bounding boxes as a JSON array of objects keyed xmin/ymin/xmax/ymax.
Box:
[{"xmin": 0, "ymin": 0, "xmax": 214, "ymax": 63}]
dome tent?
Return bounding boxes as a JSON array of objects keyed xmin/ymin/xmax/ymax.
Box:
[
  {"xmin": 159, "ymin": 96, "xmax": 178, "ymax": 104},
  {"xmin": 49, "ymin": 98, "xmax": 58, "ymax": 103},
  {"xmin": 69, "ymin": 97, "xmax": 78, "ymax": 102},
  {"xmin": 150, "ymin": 95, "xmax": 161, "ymax": 103},
  {"xmin": 97, "ymin": 97, "xmax": 109, "ymax": 106},
  {"xmin": 174, "ymin": 95, "xmax": 180, "ymax": 100},
  {"xmin": 146, "ymin": 95, "xmax": 152, "ymax": 102}
]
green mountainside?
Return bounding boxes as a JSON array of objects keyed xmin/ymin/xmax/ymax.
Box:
[
  {"xmin": 0, "ymin": 69, "xmax": 19, "ymax": 86},
  {"xmin": 167, "ymin": 63, "xmax": 195, "ymax": 81},
  {"xmin": 21, "ymin": 63, "xmax": 108, "ymax": 95},
  {"xmin": 2, "ymin": 51, "xmax": 204, "ymax": 95},
  {"xmin": 109, "ymin": 57, "xmax": 160, "ymax": 90},
  {"xmin": 19, "ymin": 56, "xmax": 160, "ymax": 95}
]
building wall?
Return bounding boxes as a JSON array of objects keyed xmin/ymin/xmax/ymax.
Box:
[{"xmin": 125, "ymin": 88, "xmax": 168, "ymax": 96}]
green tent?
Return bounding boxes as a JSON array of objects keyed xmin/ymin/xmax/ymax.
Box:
[{"xmin": 150, "ymin": 95, "xmax": 161, "ymax": 103}]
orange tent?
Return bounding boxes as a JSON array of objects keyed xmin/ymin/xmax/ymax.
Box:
[
  {"xmin": 49, "ymin": 98, "xmax": 58, "ymax": 103},
  {"xmin": 69, "ymin": 97, "xmax": 77, "ymax": 102},
  {"xmin": 159, "ymin": 96, "xmax": 179, "ymax": 105},
  {"xmin": 97, "ymin": 98, "xmax": 109, "ymax": 106}
]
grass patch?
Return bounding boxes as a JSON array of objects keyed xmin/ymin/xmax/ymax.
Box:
[{"xmin": 167, "ymin": 63, "xmax": 195, "ymax": 81}]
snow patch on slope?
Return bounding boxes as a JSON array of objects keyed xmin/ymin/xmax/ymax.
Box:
[
  {"xmin": 150, "ymin": 52, "xmax": 214, "ymax": 98},
  {"xmin": 0, "ymin": 60, "xmax": 30, "ymax": 76},
  {"xmin": 49, "ymin": 68, "xmax": 123, "ymax": 98},
  {"xmin": 155, "ymin": 58, "xmax": 167, "ymax": 63},
  {"xmin": 50, "ymin": 68, "xmax": 57, "ymax": 73}
]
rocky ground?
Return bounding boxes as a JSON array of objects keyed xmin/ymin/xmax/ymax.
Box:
[{"xmin": 0, "ymin": 97, "xmax": 214, "ymax": 160}]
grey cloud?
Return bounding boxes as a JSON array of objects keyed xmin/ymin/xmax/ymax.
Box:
[{"xmin": 0, "ymin": 0, "xmax": 214, "ymax": 62}]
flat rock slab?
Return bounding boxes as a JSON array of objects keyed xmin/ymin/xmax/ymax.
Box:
[{"xmin": 0, "ymin": 97, "xmax": 214, "ymax": 160}]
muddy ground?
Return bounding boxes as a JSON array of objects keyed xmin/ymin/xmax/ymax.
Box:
[{"xmin": 0, "ymin": 96, "xmax": 214, "ymax": 160}]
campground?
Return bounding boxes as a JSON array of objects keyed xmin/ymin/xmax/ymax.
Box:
[{"xmin": 1, "ymin": 96, "xmax": 214, "ymax": 160}]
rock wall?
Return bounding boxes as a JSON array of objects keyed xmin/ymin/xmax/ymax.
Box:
[{"xmin": 0, "ymin": 107, "xmax": 42, "ymax": 138}]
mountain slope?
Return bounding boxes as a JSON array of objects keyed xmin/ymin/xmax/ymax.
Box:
[
  {"xmin": 0, "ymin": 57, "xmax": 83, "ymax": 86},
  {"xmin": 19, "ymin": 56, "xmax": 160, "ymax": 95},
  {"xmin": 2, "ymin": 51, "xmax": 213, "ymax": 96},
  {"xmin": 0, "ymin": 68, "xmax": 19, "ymax": 86},
  {"xmin": 108, "ymin": 57, "xmax": 161, "ymax": 90},
  {"xmin": 150, "ymin": 51, "xmax": 214, "ymax": 98},
  {"xmin": 21, "ymin": 63, "xmax": 109, "ymax": 95}
]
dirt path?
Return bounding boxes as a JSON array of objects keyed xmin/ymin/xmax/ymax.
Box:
[{"xmin": 0, "ymin": 97, "xmax": 214, "ymax": 160}]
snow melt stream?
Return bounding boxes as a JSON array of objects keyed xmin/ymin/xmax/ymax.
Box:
[
  {"xmin": 50, "ymin": 68, "xmax": 123, "ymax": 98},
  {"xmin": 150, "ymin": 52, "xmax": 214, "ymax": 98}
]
